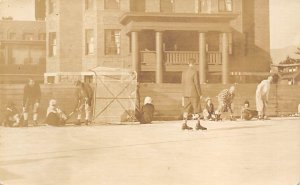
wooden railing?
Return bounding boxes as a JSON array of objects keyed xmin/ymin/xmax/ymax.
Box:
[
  {"xmin": 165, "ymin": 51, "xmax": 199, "ymax": 65},
  {"xmin": 140, "ymin": 50, "xmax": 222, "ymax": 66},
  {"xmin": 207, "ymin": 51, "xmax": 222, "ymax": 65}
]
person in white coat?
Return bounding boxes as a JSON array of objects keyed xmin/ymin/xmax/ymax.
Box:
[{"xmin": 256, "ymin": 76, "xmax": 273, "ymax": 120}]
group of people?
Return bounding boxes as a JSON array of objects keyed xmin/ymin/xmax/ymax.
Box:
[
  {"xmin": 181, "ymin": 58, "xmax": 274, "ymax": 131},
  {"xmin": 2, "ymin": 59, "xmax": 274, "ymax": 128},
  {"xmin": 2, "ymin": 79, "xmax": 94, "ymax": 127}
]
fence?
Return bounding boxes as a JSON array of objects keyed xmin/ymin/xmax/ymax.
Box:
[{"xmin": 1, "ymin": 83, "xmax": 300, "ymax": 123}]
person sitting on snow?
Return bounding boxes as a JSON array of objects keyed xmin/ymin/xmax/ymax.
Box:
[
  {"xmin": 46, "ymin": 99, "xmax": 68, "ymax": 126},
  {"xmin": 136, "ymin": 96, "xmax": 155, "ymax": 124},
  {"xmin": 202, "ymin": 97, "xmax": 216, "ymax": 121},
  {"xmin": 240, "ymin": 100, "xmax": 258, "ymax": 121},
  {"xmin": 3, "ymin": 102, "xmax": 21, "ymax": 127}
]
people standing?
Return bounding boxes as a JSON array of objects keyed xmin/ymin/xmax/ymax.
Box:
[
  {"xmin": 216, "ymin": 86, "xmax": 236, "ymax": 121},
  {"xmin": 22, "ymin": 79, "xmax": 41, "ymax": 126},
  {"xmin": 256, "ymin": 76, "xmax": 273, "ymax": 120},
  {"xmin": 74, "ymin": 80, "xmax": 94, "ymax": 125},
  {"xmin": 181, "ymin": 58, "xmax": 207, "ymax": 130}
]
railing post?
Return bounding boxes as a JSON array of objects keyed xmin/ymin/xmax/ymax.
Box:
[
  {"xmin": 199, "ymin": 32, "xmax": 206, "ymax": 84},
  {"xmin": 155, "ymin": 31, "xmax": 163, "ymax": 83}
]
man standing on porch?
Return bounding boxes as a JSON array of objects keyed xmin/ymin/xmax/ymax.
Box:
[{"xmin": 181, "ymin": 58, "xmax": 207, "ymax": 131}]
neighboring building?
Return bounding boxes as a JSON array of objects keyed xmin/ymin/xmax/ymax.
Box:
[
  {"xmin": 44, "ymin": 0, "xmax": 271, "ymax": 84},
  {"xmin": 0, "ymin": 20, "xmax": 46, "ymax": 83}
]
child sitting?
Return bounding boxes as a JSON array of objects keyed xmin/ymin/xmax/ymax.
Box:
[
  {"xmin": 241, "ymin": 100, "xmax": 258, "ymax": 121},
  {"xmin": 136, "ymin": 96, "xmax": 155, "ymax": 124},
  {"xmin": 3, "ymin": 102, "xmax": 21, "ymax": 127},
  {"xmin": 46, "ymin": 99, "xmax": 68, "ymax": 126},
  {"xmin": 202, "ymin": 97, "xmax": 216, "ymax": 121}
]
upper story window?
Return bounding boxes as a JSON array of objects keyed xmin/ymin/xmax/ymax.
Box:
[
  {"xmin": 23, "ymin": 33, "xmax": 34, "ymax": 40},
  {"xmin": 85, "ymin": 0, "xmax": 93, "ymax": 10},
  {"xmin": 160, "ymin": 0, "xmax": 174, "ymax": 13},
  {"xmin": 9, "ymin": 32, "xmax": 16, "ymax": 40},
  {"xmin": 49, "ymin": 32, "xmax": 57, "ymax": 57},
  {"xmin": 49, "ymin": 0, "xmax": 56, "ymax": 14},
  {"xmin": 219, "ymin": 0, "xmax": 233, "ymax": 12},
  {"xmin": 0, "ymin": 32, "xmax": 3, "ymax": 40},
  {"xmin": 105, "ymin": 0, "xmax": 120, "ymax": 9},
  {"xmin": 105, "ymin": 29, "xmax": 121, "ymax": 55},
  {"xmin": 38, "ymin": 33, "xmax": 46, "ymax": 40},
  {"xmin": 85, "ymin": 29, "xmax": 95, "ymax": 55}
]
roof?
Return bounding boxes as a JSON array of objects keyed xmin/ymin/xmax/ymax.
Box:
[{"xmin": 89, "ymin": 66, "xmax": 136, "ymax": 76}]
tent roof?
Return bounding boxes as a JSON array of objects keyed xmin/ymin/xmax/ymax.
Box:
[{"xmin": 89, "ymin": 66, "xmax": 135, "ymax": 76}]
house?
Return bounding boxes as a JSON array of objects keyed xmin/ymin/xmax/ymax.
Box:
[
  {"xmin": 44, "ymin": 0, "xmax": 271, "ymax": 84},
  {"xmin": 0, "ymin": 20, "xmax": 46, "ymax": 83}
]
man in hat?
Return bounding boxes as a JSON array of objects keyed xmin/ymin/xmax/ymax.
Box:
[
  {"xmin": 74, "ymin": 80, "xmax": 94, "ymax": 125},
  {"xmin": 181, "ymin": 58, "xmax": 207, "ymax": 130},
  {"xmin": 22, "ymin": 79, "xmax": 41, "ymax": 126},
  {"xmin": 256, "ymin": 76, "xmax": 273, "ymax": 120}
]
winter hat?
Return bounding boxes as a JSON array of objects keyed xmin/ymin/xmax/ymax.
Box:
[{"xmin": 144, "ymin": 96, "xmax": 152, "ymax": 105}]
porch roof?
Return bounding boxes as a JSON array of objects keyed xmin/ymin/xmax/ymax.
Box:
[{"xmin": 120, "ymin": 12, "xmax": 239, "ymax": 32}]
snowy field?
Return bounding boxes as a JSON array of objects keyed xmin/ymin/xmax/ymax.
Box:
[{"xmin": 0, "ymin": 118, "xmax": 300, "ymax": 185}]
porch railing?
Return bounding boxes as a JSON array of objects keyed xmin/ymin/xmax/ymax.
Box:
[{"xmin": 140, "ymin": 51, "xmax": 222, "ymax": 65}]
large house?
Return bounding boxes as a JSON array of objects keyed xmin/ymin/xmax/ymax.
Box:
[
  {"xmin": 44, "ymin": 0, "xmax": 271, "ymax": 84},
  {"xmin": 0, "ymin": 20, "xmax": 46, "ymax": 83}
]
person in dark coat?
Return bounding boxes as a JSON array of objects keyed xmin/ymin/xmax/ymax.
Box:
[
  {"xmin": 181, "ymin": 58, "xmax": 207, "ymax": 130},
  {"xmin": 22, "ymin": 79, "xmax": 41, "ymax": 126},
  {"xmin": 3, "ymin": 102, "xmax": 21, "ymax": 127},
  {"xmin": 136, "ymin": 96, "xmax": 155, "ymax": 124},
  {"xmin": 74, "ymin": 80, "xmax": 94, "ymax": 125},
  {"xmin": 241, "ymin": 100, "xmax": 258, "ymax": 121}
]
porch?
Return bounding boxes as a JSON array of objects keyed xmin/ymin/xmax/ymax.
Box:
[
  {"xmin": 120, "ymin": 13, "xmax": 236, "ymax": 84},
  {"xmin": 140, "ymin": 50, "xmax": 222, "ymax": 72}
]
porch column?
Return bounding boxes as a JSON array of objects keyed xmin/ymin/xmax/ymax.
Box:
[
  {"xmin": 221, "ymin": 32, "xmax": 229, "ymax": 84},
  {"xmin": 131, "ymin": 31, "xmax": 139, "ymax": 78},
  {"xmin": 199, "ymin": 32, "xmax": 206, "ymax": 84},
  {"xmin": 155, "ymin": 31, "xmax": 163, "ymax": 83}
]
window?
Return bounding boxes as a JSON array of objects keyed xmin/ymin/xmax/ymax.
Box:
[
  {"xmin": 105, "ymin": 0, "xmax": 120, "ymax": 9},
  {"xmin": 85, "ymin": 29, "xmax": 95, "ymax": 55},
  {"xmin": 244, "ymin": 32, "xmax": 249, "ymax": 56},
  {"xmin": 219, "ymin": 0, "xmax": 232, "ymax": 12},
  {"xmin": 201, "ymin": 0, "xmax": 212, "ymax": 13},
  {"xmin": 38, "ymin": 33, "xmax": 46, "ymax": 40},
  {"xmin": 49, "ymin": 32, "xmax": 57, "ymax": 57},
  {"xmin": 228, "ymin": 32, "xmax": 233, "ymax": 55},
  {"xmin": 0, "ymin": 32, "xmax": 3, "ymax": 39},
  {"xmin": 105, "ymin": 30, "xmax": 121, "ymax": 55},
  {"xmin": 49, "ymin": 0, "xmax": 56, "ymax": 14},
  {"xmin": 85, "ymin": 0, "xmax": 93, "ymax": 10},
  {"xmin": 9, "ymin": 32, "xmax": 16, "ymax": 40},
  {"xmin": 84, "ymin": 75, "xmax": 94, "ymax": 83},
  {"xmin": 160, "ymin": 0, "xmax": 174, "ymax": 13},
  {"xmin": 23, "ymin": 33, "xmax": 34, "ymax": 40}
]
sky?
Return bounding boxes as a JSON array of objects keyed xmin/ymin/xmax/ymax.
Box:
[{"xmin": 0, "ymin": 0, "xmax": 300, "ymax": 49}]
